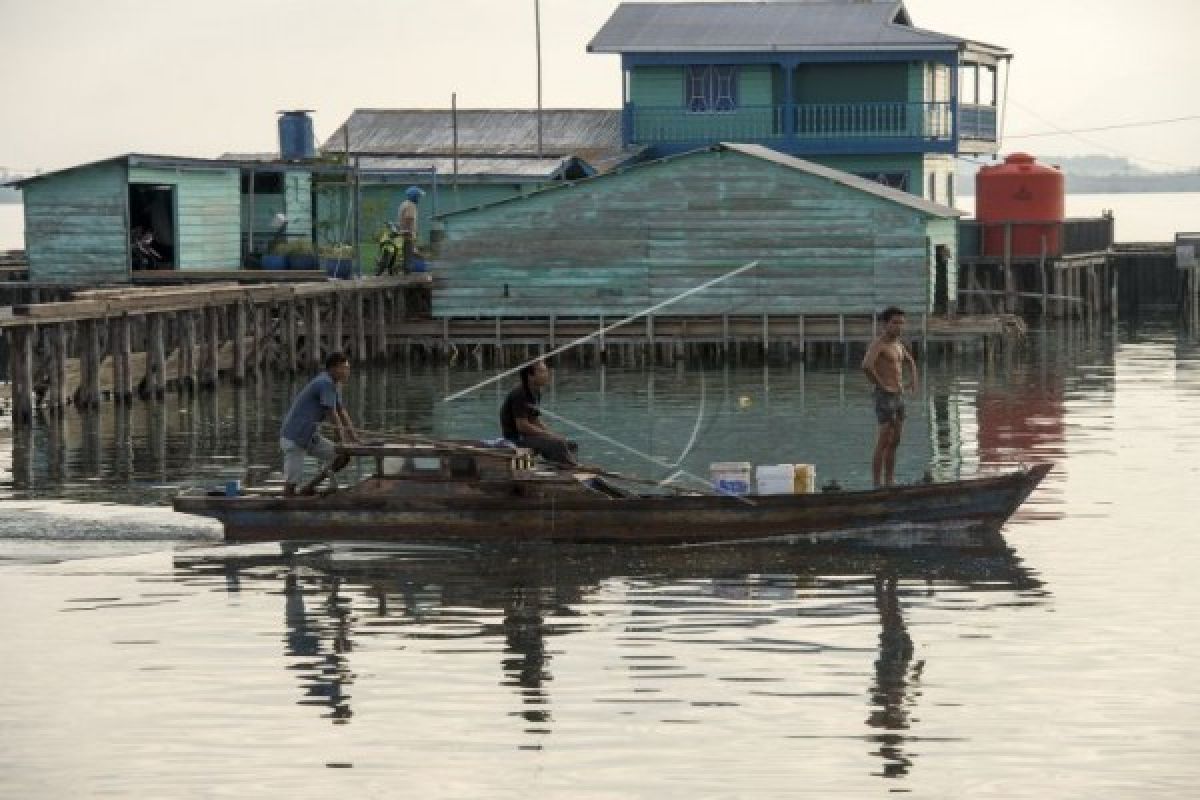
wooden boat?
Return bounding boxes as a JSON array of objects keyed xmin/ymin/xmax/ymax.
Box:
[{"xmin": 173, "ymin": 441, "xmax": 1052, "ymax": 548}]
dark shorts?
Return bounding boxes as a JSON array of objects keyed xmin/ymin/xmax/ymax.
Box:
[{"xmin": 874, "ymin": 388, "xmax": 906, "ymax": 425}]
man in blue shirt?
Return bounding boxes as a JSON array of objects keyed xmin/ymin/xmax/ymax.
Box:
[{"xmin": 280, "ymin": 352, "xmax": 359, "ymax": 496}]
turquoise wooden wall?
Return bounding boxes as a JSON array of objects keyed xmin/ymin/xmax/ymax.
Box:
[
  {"xmin": 435, "ymin": 149, "xmax": 950, "ymax": 318},
  {"xmin": 21, "ymin": 161, "xmax": 128, "ymax": 284},
  {"xmin": 629, "ymin": 65, "xmax": 777, "ymax": 142},
  {"xmin": 315, "ymin": 180, "xmax": 543, "ymax": 267},
  {"xmin": 129, "ymin": 166, "xmax": 241, "ymax": 269},
  {"xmin": 631, "ymin": 62, "xmax": 911, "ymax": 106},
  {"xmin": 792, "ymin": 63, "xmax": 908, "ymax": 103}
]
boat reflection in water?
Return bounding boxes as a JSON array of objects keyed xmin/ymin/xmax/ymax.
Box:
[{"xmin": 174, "ymin": 536, "xmax": 1045, "ymax": 780}]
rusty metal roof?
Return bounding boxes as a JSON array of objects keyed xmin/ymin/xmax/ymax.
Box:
[
  {"xmin": 588, "ymin": 1, "xmax": 995, "ymax": 53},
  {"xmin": 322, "ymin": 109, "xmax": 631, "ymax": 168}
]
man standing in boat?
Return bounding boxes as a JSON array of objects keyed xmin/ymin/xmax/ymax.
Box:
[
  {"xmin": 500, "ymin": 359, "xmax": 579, "ymax": 466},
  {"xmin": 280, "ymin": 352, "xmax": 360, "ymax": 496},
  {"xmin": 862, "ymin": 307, "xmax": 918, "ymax": 487}
]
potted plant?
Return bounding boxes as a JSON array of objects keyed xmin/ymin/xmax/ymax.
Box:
[
  {"xmin": 286, "ymin": 239, "xmax": 319, "ymax": 270},
  {"xmin": 261, "ymin": 242, "xmax": 289, "ymax": 271},
  {"xmin": 320, "ymin": 244, "xmax": 355, "ymax": 280}
]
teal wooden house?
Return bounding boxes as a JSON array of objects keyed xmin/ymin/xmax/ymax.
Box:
[
  {"xmin": 317, "ymin": 110, "xmax": 631, "ymax": 263},
  {"xmin": 434, "ymin": 143, "xmax": 961, "ymax": 318},
  {"xmin": 12, "ymin": 154, "xmax": 313, "ymax": 284},
  {"xmin": 589, "ymin": 0, "xmax": 1009, "ymax": 203}
]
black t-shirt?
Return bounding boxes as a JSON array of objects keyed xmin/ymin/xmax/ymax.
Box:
[{"xmin": 500, "ymin": 384, "xmax": 540, "ymax": 440}]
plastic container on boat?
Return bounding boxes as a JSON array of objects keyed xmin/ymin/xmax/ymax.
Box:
[
  {"xmin": 711, "ymin": 462, "xmax": 752, "ymax": 495},
  {"xmin": 755, "ymin": 464, "xmax": 817, "ymax": 495},
  {"xmin": 224, "ymin": 479, "xmax": 241, "ymax": 497}
]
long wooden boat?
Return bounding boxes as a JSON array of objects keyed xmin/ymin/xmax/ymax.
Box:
[{"xmin": 172, "ymin": 442, "xmax": 1052, "ymax": 548}]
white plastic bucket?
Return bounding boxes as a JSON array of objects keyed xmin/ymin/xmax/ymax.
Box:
[{"xmin": 711, "ymin": 462, "xmax": 752, "ymax": 496}]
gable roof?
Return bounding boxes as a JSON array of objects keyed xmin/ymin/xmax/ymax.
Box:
[
  {"xmin": 10, "ymin": 153, "xmax": 315, "ymax": 188},
  {"xmin": 588, "ymin": 1, "xmax": 999, "ymax": 54},
  {"xmin": 438, "ymin": 142, "xmax": 961, "ymax": 221},
  {"xmin": 322, "ymin": 109, "xmax": 641, "ymax": 170},
  {"xmin": 723, "ymin": 143, "xmax": 960, "ymax": 216}
]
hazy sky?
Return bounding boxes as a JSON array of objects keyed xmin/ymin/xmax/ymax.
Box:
[{"xmin": 1, "ymin": 0, "xmax": 1198, "ymax": 173}]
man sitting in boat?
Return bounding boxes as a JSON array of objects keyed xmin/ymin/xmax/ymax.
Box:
[
  {"xmin": 280, "ymin": 352, "xmax": 360, "ymax": 496},
  {"xmin": 500, "ymin": 359, "xmax": 579, "ymax": 466}
]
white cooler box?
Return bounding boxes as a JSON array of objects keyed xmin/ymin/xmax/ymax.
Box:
[{"xmin": 755, "ymin": 464, "xmax": 816, "ymax": 495}]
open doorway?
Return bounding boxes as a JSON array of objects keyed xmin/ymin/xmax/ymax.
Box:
[
  {"xmin": 933, "ymin": 243, "xmax": 951, "ymax": 313},
  {"xmin": 129, "ymin": 184, "xmax": 176, "ymax": 269}
]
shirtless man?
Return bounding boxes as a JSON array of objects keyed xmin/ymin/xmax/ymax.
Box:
[{"xmin": 862, "ymin": 307, "xmax": 919, "ymax": 487}]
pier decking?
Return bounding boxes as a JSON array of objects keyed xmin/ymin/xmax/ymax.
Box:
[{"xmin": 1, "ymin": 275, "xmax": 426, "ymax": 426}]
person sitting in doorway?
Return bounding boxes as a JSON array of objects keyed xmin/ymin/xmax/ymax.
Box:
[
  {"xmin": 279, "ymin": 352, "xmax": 360, "ymax": 496},
  {"xmin": 500, "ymin": 358, "xmax": 579, "ymax": 466}
]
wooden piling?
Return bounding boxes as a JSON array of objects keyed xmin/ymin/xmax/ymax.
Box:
[
  {"xmin": 285, "ymin": 301, "xmax": 299, "ymax": 373},
  {"xmin": 354, "ymin": 291, "xmax": 367, "ymax": 363},
  {"xmin": 10, "ymin": 326, "xmax": 34, "ymax": 423},
  {"xmin": 143, "ymin": 314, "xmax": 166, "ymax": 396},
  {"xmin": 203, "ymin": 306, "xmax": 220, "ymax": 388},
  {"xmin": 233, "ymin": 301, "xmax": 248, "ymax": 386},
  {"xmin": 374, "ymin": 292, "xmax": 388, "ymax": 362},
  {"xmin": 306, "ymin": 297, "xmax": 322, "ymax": 369},
  {"xmin": 180, "ymin": 312, "xmax": 197, "ymax": 390},
  {"xmin": 48, "ymin": 323, "xmax": 70, "ymax": 411}
]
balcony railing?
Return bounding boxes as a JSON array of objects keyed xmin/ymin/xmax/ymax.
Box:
[
  {"xmin": 959, "ymin": 104, "xmax": 997, "ymax": 140},
  {"xmin": 626, "ymin": 101, "xmax": 961, "ymax": 148}
]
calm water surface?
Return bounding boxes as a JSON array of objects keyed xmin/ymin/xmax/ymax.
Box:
[{"xmin": 2, "ymin": 320, "xmax": 1199, "ymax": 797}]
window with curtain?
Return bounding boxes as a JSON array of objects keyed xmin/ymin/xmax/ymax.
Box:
[{"xmin": 685, "ymin": 66, "xmax": 739, "ymax": 112}]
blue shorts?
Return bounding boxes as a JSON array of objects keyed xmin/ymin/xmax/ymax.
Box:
[{"xmin": 873, "ymin": 388, "xmax": 906, "ymax": 425}]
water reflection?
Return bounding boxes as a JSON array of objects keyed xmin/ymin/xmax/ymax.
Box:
[{"xmin": 175, "ymin": 538, "xmax": 1044, "ymax": 782}]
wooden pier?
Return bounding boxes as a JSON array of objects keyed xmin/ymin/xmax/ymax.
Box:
[
  {"xmin": 391, "ymin": 312, "xmax": 1026, "ymax": 367},
  {"xmin": 956, "ymin": 219, "xmax": 1118, "ymax": 322},
  {"xmin": 1, "ymin": 275, "xmax": 427, "ymax": 427}
]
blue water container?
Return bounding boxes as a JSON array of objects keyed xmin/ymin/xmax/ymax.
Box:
[
  {"xmin": 410, "ymin": 256, "xmax": 428, "ymax": 273},
  {"xmin": 277, "ymin": 110, "xmax": 316, "ymax": 161}
]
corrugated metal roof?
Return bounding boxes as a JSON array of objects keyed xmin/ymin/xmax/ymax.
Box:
[
  {"xmin": 438, "ymin": 143, "xmax": 960, "ymax": 220},
  {"xmin": 322, "ymin": 109, "xmax": 625, "ymax": 161},
  {"xmin": 357, "ymin": 155, "xmax": 594, "ymax": 181},
  {"xmin": 589, "ymin": 1, "xmax": 974, "ymax": 53}
]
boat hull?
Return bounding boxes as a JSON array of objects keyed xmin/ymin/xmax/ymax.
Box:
[{"xmin": 173, "ymin": 464, "xmax": 1051, "ymax": 549}]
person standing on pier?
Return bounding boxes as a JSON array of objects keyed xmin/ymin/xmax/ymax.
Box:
[
  {"xmin": 862, "ymin": 307, "xmax": 918, "ymax": 487},
  {"xmin": 397, "ymin": 186, "xmax": 424, "ymax": 273},
  {"xmin": 500, "ymin": 359, "xmax": 579, "ymax": 466},
  {"xmin": 280, "ymin": 352, "xmax": 360, "ymax": 496}
]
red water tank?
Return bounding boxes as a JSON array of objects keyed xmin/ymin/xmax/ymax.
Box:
[{"xmin": 976, "ymin": 153, "xmax": 1065, "ymax": 258}]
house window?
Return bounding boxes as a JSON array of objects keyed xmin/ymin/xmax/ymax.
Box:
[
  {"xmin": 854, "ymin": 172, "xmax": 910, "ymax": 192},
  {"xmin": 240, "ymin": 172, "xmax": 283, "ymax": 194},
  {"xmin": 685, "ymin": 66, "xmax": 739, "ymax": 112}
]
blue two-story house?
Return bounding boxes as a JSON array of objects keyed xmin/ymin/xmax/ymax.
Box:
[{"xmin": 589, "ymin": 0, "xmax": 1009, "ymax": 204}]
